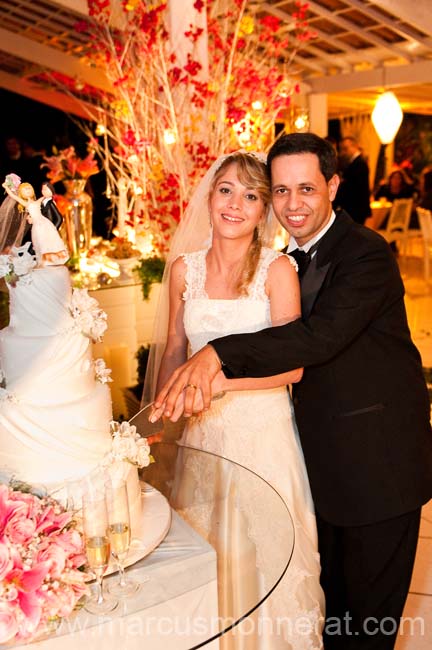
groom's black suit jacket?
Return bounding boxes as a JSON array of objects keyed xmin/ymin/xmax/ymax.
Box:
[{"xmin": 212, "ymin": 210, "xmax": 432, "ymax": 526}]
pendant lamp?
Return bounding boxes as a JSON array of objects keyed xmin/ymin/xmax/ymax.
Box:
[{"xmin": 371, "ymin": 91, "xmax": 403, "ymax": 144}]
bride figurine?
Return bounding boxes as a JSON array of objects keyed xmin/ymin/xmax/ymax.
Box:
[{"xmin": 2, "ymin": 180, "xmax": 68, "ymax": 266}]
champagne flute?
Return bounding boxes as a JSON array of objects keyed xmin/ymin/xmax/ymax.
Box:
[
  {"xmin": 106, "ymin": 479, "xmax": 139, "ymax": 597},
  {"xmin": 82, "ymin": 489, "xmax": 118, "ymax": 615}
]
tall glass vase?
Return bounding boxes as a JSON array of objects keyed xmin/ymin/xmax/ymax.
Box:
[{"xmin": 62, "ymin": 179, "xmax": 93, "ymax": 257}]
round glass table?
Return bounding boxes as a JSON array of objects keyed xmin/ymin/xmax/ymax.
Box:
[{"xmin": 17, "ymin": 425, "xmax": 294, "ymax": 649}]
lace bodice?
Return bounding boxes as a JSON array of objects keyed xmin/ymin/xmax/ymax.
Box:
[{"xmin": 182, "ymin": 246, "xmax": 296, "ymax": 355}]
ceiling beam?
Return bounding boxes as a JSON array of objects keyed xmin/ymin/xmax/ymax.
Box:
[
  {"xmin": 343, "ymin": 0, "xmax": 432, "ymax": 48},
  {"xmin": 0, "ymin": 70, "xmax": 102, "ymax": 120},
  {"xmin": 372, "ymin": 0, "xmax": 432, "ymax": 37},
  {"xmin": 306, "ymin": 59, "xmax": 432, "ymax": 94},
  {"xmin": 46, "ymin": 0, "xmax": 89, "ymax": 15},
  {"xmin": 0, "ymin": 27, "xmax": 112, "ymax": 93},
  {"xmin": 307, "ymin": 0, "xmax": 413, "ymax": 62}
]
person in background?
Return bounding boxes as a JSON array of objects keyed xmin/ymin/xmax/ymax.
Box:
[
  {"xmin": 334, "ymin": 136, "xmax": 371, "ymax": 225},
  {"xmin": 375, "ymin": 169, "xmax": 418, "ymax": 231},
  {"xmin": 374, "ymin": 169, "xmax": 416, "ymax": 203},
  {"xmin": 0, "ymin": 136, "xmax": 48, "ymax": 191},
  {"xmin": 417, "ymin": 167, "xmax": 432, "ymax": 211}
]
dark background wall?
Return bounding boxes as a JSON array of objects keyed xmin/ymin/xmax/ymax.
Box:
[{"xmin": 1, "ymin": 88, "xmax": 86, "ymax": 153}]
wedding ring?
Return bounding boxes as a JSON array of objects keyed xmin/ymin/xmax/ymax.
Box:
[{"xmin": 185, "ymin": 383, "xmax": 198, "ymax": 390}]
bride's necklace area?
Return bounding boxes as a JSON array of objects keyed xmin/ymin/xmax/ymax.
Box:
[{"xmin": 205, "ymin": 250, "xmax": 246, "ymax": 299}]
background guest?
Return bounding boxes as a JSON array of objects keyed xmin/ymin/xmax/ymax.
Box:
[
  {"xmin": 334, "ymin": 136, "xmax": 371, "ymax": 225},
  {"xmin": 417, "ymin": 167, "xmax": 432, "ymax": 211},
  {"xmin": 375, "ymin": 169, "xmax": 416, "ymax": 203}
]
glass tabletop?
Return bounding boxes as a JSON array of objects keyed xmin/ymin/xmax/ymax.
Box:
[
  {"xmin": 17, "ymin": 414, "xmax": 294, "ymax": 650},
  {"xmin": 143, "ymin": 442, "xmax": 294, "ymax": 647},
  {"xmin": 129, "ymin": 408, "xmax": 295, "ymax": 649}
]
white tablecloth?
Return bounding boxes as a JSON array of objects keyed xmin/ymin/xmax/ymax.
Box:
[{"xmin": 16, "ymin": 509, "xmax": 219, "ymax": 650}]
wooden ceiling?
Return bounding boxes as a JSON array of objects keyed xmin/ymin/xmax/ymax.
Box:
[{"xmin": 0, "ymin": 0, "xmax": 431, "ymax": 120}]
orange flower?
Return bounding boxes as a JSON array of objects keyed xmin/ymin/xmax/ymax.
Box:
[{"xmin": 42, "ymin": 144, "xmax": 99, "ymax": 183}]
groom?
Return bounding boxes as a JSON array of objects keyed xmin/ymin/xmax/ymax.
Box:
[{"xmin": 155, "ymin": 133, "xmax": 432, "ymax": 649}]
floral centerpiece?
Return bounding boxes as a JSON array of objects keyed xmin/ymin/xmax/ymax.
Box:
[
  {"xmin": 41, "ymin": 142, "xmax": 100, "ymax": 183},
  {"xmin": 0, "ymin": 481, "xmax": 88, "ymax": 645},
  {"xmin": 106, "ymin": 237, "xmax": 141, "ymax": 260}
]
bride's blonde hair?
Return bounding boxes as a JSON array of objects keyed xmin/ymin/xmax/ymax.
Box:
[
  {"xmin": 16, "ymin": 183, "xmax": 36, "ymax": 214},
  {"xmin": 209, "ymin": 152, "xmax": 271, "ymax": 296}
]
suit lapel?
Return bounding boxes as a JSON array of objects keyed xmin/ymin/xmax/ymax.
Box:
[
  {"xmin": 300, "ymin": 257, "xmax": 331, "ymax": 318},
  {"xmin": 299, "ymin": 210, "xmax": 354, "ymax": 318}
]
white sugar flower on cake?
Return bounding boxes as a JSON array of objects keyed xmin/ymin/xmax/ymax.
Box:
[
  {"xmin": 94, "ymin": 358, "xmax": 113, "ymax": 384},
  {"xmin": 70, "ymin": 288, "xmax": 108, "ymax": 342},
  {"xmin": 105, "ymin": 421, "xmax": 154, "ymax": 468}
]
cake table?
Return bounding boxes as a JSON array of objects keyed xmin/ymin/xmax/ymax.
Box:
[{"xmin": 13, "ymin": 442, "xmax": 294, "ymax": 650}]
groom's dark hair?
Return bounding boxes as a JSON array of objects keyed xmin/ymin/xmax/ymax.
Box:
[{"xmin": 267, "ymin": 132, "xmax": 338, "ymax": 182}]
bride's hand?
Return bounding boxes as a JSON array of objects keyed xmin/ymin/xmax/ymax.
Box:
[
  {"xmin": 149, "ymin": 387, "xmax": 205, "ymax": 423},
  {"xmin": 154, "ymin": 345, "xmax": 222, "ymax": 418}
]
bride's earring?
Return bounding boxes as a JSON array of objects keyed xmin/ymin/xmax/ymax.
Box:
[{"xmin": 203, "ymin": 217, "xmax": 213, "ymax": 249}]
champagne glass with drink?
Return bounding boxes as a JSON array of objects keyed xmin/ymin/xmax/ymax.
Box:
[
  {"xmin": 82, "ymin": 488, "xmax": 118, "ymax": 615},
  {"xmin": 106, "ymin": 479, "xmax": 139, "ymax": 596}
]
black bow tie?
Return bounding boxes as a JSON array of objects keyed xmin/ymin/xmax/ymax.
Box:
[{"xmin": 290, "ymin": 242, "xmax": 319, "ymax": 277}]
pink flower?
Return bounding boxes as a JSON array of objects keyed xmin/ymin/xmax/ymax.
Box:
[
  {"xmin": 17, "ymin": 590, "xmax": 41, "ymax": 634},
  {"xmin": 0, "ymin": 542, "xmax": 13, "ymax": 581},
  {"xmin": 16, "ymin": 561, "xmax": 51, "ymax": 592},
  {"xmin": 4, "ymin": 511, "xmax": 36, "ymax": 544},
  {"xmin": 0, "ymin": 484, "xmax": 87, "ymax": 644},
  {"xmin": 55, "ymin": 528, "xmax": 85, "ymax": 558},
  {"xmin": 37, "ymin": 543, "xmax": 67, "ymax": 578},
  {"xmin": 0, "ymin": 603, "xmax": 19, "ymax": 644}
]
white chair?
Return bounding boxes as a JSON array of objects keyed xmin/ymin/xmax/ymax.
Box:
[
  {"xmin": 416, "ymin": 207, "xmax": 432, "ymax": 282},
  {"xmin": 377, "ymin": 198, "xmax": 413, "ymax": 254}
]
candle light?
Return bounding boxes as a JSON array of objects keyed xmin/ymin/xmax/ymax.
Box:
[{"xmin": 118, "ymin": 178, "xmax": 128, "ymax": 238}]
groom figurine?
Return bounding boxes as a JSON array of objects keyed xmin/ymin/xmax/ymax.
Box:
[
  {"xmin": 22, "ymin": 181, "xmax": 63, "ymax": 255},
  {"xmin": 155, "ymin": 133, "xmax": 432, "ymax": 649}
]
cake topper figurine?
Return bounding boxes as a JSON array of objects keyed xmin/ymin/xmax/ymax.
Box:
[{"xmin": 2, "ymin": 180, "xmax": 68, "ymax": 266}]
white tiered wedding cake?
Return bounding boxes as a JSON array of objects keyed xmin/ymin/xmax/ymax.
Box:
[{"xmin": 0, "ymin": 245, "xmax": 145, "ymax": 527}]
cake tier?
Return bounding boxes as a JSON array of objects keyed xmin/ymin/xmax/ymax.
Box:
[
  {"xmin": 0, "ymin": 381, "xmax": 112, "ymax": 489},
  {"xmin": 7, "ymin": 266, "xmax": 73, "ymax": 336},
  {"xmin": 0, "ymin": 263, "xmax": 113, "ymax": 493}
]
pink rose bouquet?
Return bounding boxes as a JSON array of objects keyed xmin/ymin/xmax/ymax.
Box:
[
  {"xmin": 0, "ymin": 482, "xmax": 88, "ymax": 644},
  {"xmin": 3, "ymin": 173, "xmax": 21, "ymax": 192}
]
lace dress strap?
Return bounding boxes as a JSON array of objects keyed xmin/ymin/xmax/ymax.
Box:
[
  {"xmin": 248, "ymin": 247, "xmax": 297, "ymax": 300},
  {"xmin": 180, "ymin": 249, "xmax": 208, "ymax": 301}
]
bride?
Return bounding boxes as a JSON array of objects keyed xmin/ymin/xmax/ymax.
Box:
[{"xmin": 146, "ymin": 152, "xmax": 324, "ymax": 649}]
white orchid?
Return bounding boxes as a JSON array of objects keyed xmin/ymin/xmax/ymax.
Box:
[
  {"xmin": 94, "ymin": 358, "xmax": 113, "ymax": 384},
  {"xmin": 105, "ymin": 420, "xmax": 153, "ymax": 468},
  {"xmin": 70, "ymin": 288, "xmax": 108, "ymax": 342},
  {"xmin": 0, "ymin": 255, "xmax": 10, "ymax": 279}
]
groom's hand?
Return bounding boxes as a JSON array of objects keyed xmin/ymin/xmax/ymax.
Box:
[{"xmin": 154, "ymin": 345, "xmax": 222, "ymax": 419}]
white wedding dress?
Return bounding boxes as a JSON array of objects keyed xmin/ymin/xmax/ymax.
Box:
[{"xmin": 178, "ymin": 247, "xmax": 324, "ymax": 649}]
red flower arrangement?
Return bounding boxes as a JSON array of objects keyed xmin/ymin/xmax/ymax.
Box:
[{"xmin": 59, "ymin": 1, "xmax": 315, "ymax": 254}]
